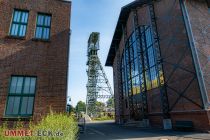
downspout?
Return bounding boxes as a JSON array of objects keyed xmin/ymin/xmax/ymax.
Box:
[{"xmin": 180, "ymin": 0, "xmax": 209, "ymax": 109}]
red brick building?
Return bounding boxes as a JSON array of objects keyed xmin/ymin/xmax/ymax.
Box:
[
  {"xmin": 0, "ymin": 0, "xmax": 71, "ymax": 123},
  {"xmin": 106, "ymin": 0, "xmax": 210, "ymax": 131}
]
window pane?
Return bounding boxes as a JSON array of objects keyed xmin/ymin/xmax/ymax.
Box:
[
  {"xmin": 13, "ymin": 97, "xmax": 21, "ymax": 114},
  {"xmin": 27, "ymin": 97, "xmax": 34, "ymax": 114},
  {"xmin": 22, "ymin": 25, "xmax": 27, "ymax": 36},
  {"xmin": 44, "ymin": 16, "xmax": 51, "ymax": 26},
  {"xmin": 37, "ymin": 15, "xmax": 44, "ymax": 25},
  {"xmin": 145, "ymin": 71, "xmax": 151, "ymax": 90},
  {"xmin": 133, "ymin": 42, "xmax": 138, "ymax": 59},
  {"xmin": 43, "ymin": 28, "xmax": 48, "ymax": 39},
  {"xmin": 23, "ymin": 77, "xmax": 30, "ymax": 94},
  {"xmin": 20, "ymin": 97, "xmax": 28, "ymax": 114},
  {"xmin": 44, "ymin": 28, "xmax": 50, "ymax": 39},
  {"xmin": 35, "ymin": 27, "xmax": 42, "ymax": 38},
  {"xmin": 6, "ymin": 97, "xmax": 15, "ymax": 114},
  {"xmin": 10, "ymin": 77, "xmax": 18, "ymax": 93},
  {"xmin": 14, "ymin": 11, "xmax": 21, "ymax": 22},
  {"xmin": 29, "ymin": 78, "xmax": 36, "ymax": 94},
  {"xmin": 10, "ymin": 24, "xmax": 19, "ymax": 36},
  {"xmin": 146, "ymin": 28, "xmax": 152, "ymax": 47},
  {"xmin": 134, "ymin": 59, "xmax": 139, "ymax": 76},
  {"xmin": 21, "ymin": 12, "xmax": 28, "ymax": 23},
  {"xmin": 129, "ymin": 46, "xmax": 134, "ymax": 61},
  {"xmin": 148, "ymin": 47, "xmax": 155, "ymax": 67},
  {"xmin": 19, "ymin": 25, "xmax": 23, "ymax": 36},
  {"xmin": 16, "ymin": 77, "xmax": 23, "ymax": 93},
  {"xmin": 20, "ymin": 97, "xmax": 34, "ymax": 115},
  {"xmin": 150, "ymin": 67, "xmax": 158, "ymax": 88}
]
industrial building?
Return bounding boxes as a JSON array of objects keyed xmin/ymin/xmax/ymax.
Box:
[
  {"xmin": 0, "ymin": 0, "xmax": 71, "ymax": 124},
  {"xmin": 106, "ymin": 0, "xmax": 210, "ymax": 131}
]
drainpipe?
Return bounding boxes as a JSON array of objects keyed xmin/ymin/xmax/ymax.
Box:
[{"xmin": 180, "ymin": 0, "xmax": 210, "ymax": 109}]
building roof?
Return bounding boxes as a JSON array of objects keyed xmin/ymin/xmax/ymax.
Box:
[{"xmin": 105, "ymin": 0, "xmax": 148, "ymax": 66}]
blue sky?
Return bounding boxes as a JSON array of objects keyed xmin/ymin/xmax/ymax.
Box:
[{"xmin": 68, "ymin": 0, "xmax": 134, "ymax": 107}]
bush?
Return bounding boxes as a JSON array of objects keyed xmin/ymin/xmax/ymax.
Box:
[
  {"xmin": 93, "ymin": 116, "xmax": 114, "ymax": 121},
  {"xmin": 0, "ymin": 112, "xmax": 79, "ymax": 140}
]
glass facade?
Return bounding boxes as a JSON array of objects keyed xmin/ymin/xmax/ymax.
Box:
[
  {"xmin": 5, "ymin": 76, "xmax": 37, "ymax": 117},
  {"xmin": 10, "ymin": 9, "xmax": 29, "ymax": 37},
  {"xmin": 121, "ymin": 25, "xmax": 164, "ymax": 101}
]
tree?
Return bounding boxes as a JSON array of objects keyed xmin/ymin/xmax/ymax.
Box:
[
  {"xmin": 95, "ymin": 101, "xmax": 105, "ymax": 117},
  {"xmin": 95, "ymin": 101, "xmax": 105, "ymax": 112},
  {"xmin": 106, "ymin": 97, "xmax": 114, "ymax": 109},
  {"xmin": 76, "ymin": 101, "xmax": 86, "ymax": 113}
]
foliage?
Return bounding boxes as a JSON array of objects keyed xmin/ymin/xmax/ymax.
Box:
[
  {"xmin": 106, "ymin": 97, "xmax": 114, "ymax": 108},
  {"xmin": 0, "ymin": 112, "xmax": 78, "ymax": 140},
  {"xmin": 76, "ymin": 101, "xmax": 86, "ymax": 113},
  {"xmin": 95, "ymin": 101, "xmax": 105, "ymax": 112},
  {"xmin": 93, "ymin": 116, "xmax": 114, "ymax": 121}
]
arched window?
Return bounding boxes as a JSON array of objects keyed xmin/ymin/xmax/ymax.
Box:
[{"xmin": 121, "ymin": 26, "xmax": 163, "ymax": 97}]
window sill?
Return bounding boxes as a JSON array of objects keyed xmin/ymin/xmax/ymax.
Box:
[
  {"xmin": 32, "ymin": 38, "xmax": 50, "ymax": 42},
  {"xmin": 2, "ymin": 116, "xmax": 33, "ymax": 121},
  {"xmin": 6, "ymin": 35, "xmax": 26, "ymax": 40}
]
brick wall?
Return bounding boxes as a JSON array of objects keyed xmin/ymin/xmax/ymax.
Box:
[
  {"xmin": 0, "ymin": 0, "xmax": 71, "ymax": 123},
  {"xmin": 111, "ymin": 0, "xmax": 210, "ymax": 131},
  {"xmin": 184, "ymin": 0, "xmax": 210, "ymax": 106}
]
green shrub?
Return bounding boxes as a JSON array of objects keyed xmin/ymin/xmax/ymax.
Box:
[
  {"xmin": 0, "ymin": 112, "xmax": 79, "ymax": 140},
  {"xmin": 93, "ymin": 116, "xmax": 114, "ymax": 121}
]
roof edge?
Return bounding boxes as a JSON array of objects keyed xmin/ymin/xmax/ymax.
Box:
[{"xmin": 105, "ymin": 0, "xmax": 148, "ymax": 66}]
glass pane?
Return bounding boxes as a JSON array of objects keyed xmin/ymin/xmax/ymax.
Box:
[
  {"xmin": 22, "ymin": 25, "xmax": 27, "ymax": 36},
  {"xmin": 10, "ymin": 77, "xmax": 18, "ymax": 93},
  {"xmin": 146, "ymin": 28, "xmax": 152, "ymax": 47},
  {"xmin": 29, "ymin": 78, "xmax": 36, "ymax": 94},
  {"xmin": 21, "ymin": 12, "xmax": 28, "ymax": 23},
  {"xmin": 14, "ymin": 24, "xmax": 19, "ymax": 35},
  {"xmin": 23, "ymin": 77, "xmax": 30, "ymax": 94},
  {"xmin": 10, "ymin": 24, "xmax": 19, "ymax": 36},
  {"xmin": 13, "ymin": 97, "xmax": 20, "ymax": 114},
  {"xmin": 13, "ymin": 11, "xmax": 18, "ymax": 22},
  {"xmin": 129, "ymin": 46, "xmax": 134, "ymax": 61},
  {"xmin": 131, "ymin": 62, "xmax": 135, "ymax": 78},
  {"xmin": 150, "ymin": 67, "xmax": 158, "ymax": 88},
  {"xmin": 37, "ymin": 15, "xmax": 44, "ymax": 25},
  {"xmin": 20, "ymin": 97, "xmax": 28, "ymax": 114},
  {"xmin": 43, "ymin": 28, "xmax": 49, "ymax": 39},
  {"xmin": 14, "ymin": 11, "xmax": 21, "ymax": 22},
  {"xmin": 10, "ymin": 24, "xmax": 15, "ymax": 35},
  {"xmin": 45, "ymin": 28, "xmax": 50, "ymax": 39},
  {"xmin": 21, "ymin": 12, "xmax": 25, "ymax": 23},
  {"xmin": 35, "ymin": 27, "xmax": 42, "ymax": 38},
  {"xmin": 19, "ymin": 25, "xmax": 23, "ymax": 36},
  {"xmin": 44, "ymin": 16, "xmax": 51, "ymax": 26},
  {"xmin": 133, "ymin": 42, "xmax": 138, "ymax": 59},
  {"xmin": 27, "ymin": 97, "xmax": 34, "ymax": 114},
  {"xmin": 6, "ymin": 97, "xmax": 14, "ymax": 114},
  {"xmin": 145, "ymin": 71, "xmax": 151, "ymax": 90},
  {"xmin": 134, "ymin": 59, "xmax": 139, "ymax": 76},
  {"xmin": 148, "ymin": 47, "xmax": 155, "ymax": 67},
  {"xmin": 16, "ymin": 77, "xmax": 23, "ymax": 94},
  {"xmin": 132, "ymin": 32, "xmax": 136, "ymax": 43}
]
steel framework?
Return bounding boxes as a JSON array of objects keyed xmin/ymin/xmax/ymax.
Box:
[{"xmin": 86, "ymin": 32, "xmax": 113, "ymax": 117}]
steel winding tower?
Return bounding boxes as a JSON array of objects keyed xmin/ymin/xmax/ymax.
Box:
[{"xmin": 86, "ymin": 32, "xmax": 113, "ymax": 117}]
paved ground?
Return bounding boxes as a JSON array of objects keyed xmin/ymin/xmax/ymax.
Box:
[{"xmin": 79, "ymin": 120, "xmax": 210, "ymax": 140}]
